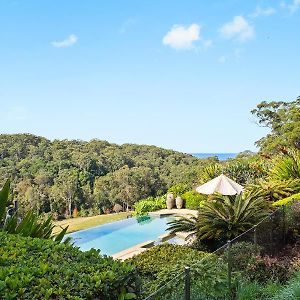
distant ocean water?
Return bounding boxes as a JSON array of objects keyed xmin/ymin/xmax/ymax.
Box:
[{"xmin": 191, "ymin": 153, "xmax": 237, "ymax": 161}]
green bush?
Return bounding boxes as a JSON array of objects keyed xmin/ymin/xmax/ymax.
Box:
[
  {"xmin": 0, "ymin": 232, "xmax": 138, "ymax": 300},
  {"xmin": 271, "ymin": 271, "xmax": 300, "ymax": 300},
  {"xmin": 222, "ymin": 242, "xmax": 289, "ymax": 284},
  {"xmin": 167, "ymin": 183, "xmax": 191, "ymax": 197},
  {"xmin": 182, "ymin": 190, "xmax": 206, "ymax": 209},
  {"xmin": 128, "ymin": 244, "xmax": 229, "ymax": 298},
  {"xmin": 0, "ymin": 179, "xmax": 69, "ymax": 243},
  {"xmin": 244, "ymin": 255, "xmax": 289, "ymax": 283},
  {"xmin": 133, "ymin": 196, "xmax": 166, "ymax": 215},
  {"xmin": 236, "ymin": 281, "xmax": 281, "ymax": 300},
  {"xmin": 222, "ymin": 242, "xmax": 262, "ymax": 274}
]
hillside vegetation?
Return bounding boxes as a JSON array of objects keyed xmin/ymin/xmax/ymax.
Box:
[{"xmin": 0, "ymin": 134, "xmax": 214, "ymax": 217}]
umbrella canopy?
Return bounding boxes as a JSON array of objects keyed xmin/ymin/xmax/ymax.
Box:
[{"xmin": 196, "ymin": 174, "xmax": 244, "ymax": 195}]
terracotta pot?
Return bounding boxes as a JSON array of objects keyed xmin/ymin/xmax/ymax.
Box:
[
  {"xmin": 166, "ymin": 192, "xmax": 175, "ymax": 209},
  {"xmin": 175, "ymin": 196, "xmax": 184, "ymax": 209}
]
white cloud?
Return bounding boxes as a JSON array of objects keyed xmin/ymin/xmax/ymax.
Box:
[
  {"xmin": 219, "ymin": 16, "xmax": 254, "ymax": 42},
  {"xmin": 250, "ymin": 6, "xmax": 276, "ymax": 18},
  {"xmin": 162, "ymin": 24, "xmax": 201, "ymax": 50},
  {"xmin": 218, "ymin": 56, "xmax": 226, "ymax": 63},
  {"xmin": 51, "ymin": 34, "xmax": 78, "ymax": 48}
]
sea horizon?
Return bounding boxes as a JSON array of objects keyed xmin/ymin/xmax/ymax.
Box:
[{"xmin": 191, "ymin": 153, "xmax": 237, "ymax": 161}]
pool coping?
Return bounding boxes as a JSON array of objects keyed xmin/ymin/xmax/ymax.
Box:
[
  {"xmin": 112, "ymin": 210, "xmax": 198, "ymax": 260},
  {"xmin": 112, "ymin": 240, "xmax": 155, "ymax": 260},
  {"xmin": 112, "ymin": 232, "xmax": 189, "ymax": 260}
]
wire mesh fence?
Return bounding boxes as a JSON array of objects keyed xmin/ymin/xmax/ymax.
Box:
[{"xmin": 141, "ymin": 201, "xmax": 300, "ymax": 300}]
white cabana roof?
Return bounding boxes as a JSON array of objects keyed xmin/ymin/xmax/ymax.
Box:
[{"xmin": 196, "ymin": 174, "xmax": 244, "ymax": 195}]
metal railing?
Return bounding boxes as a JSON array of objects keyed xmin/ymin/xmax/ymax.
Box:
[{"xmin": 141, "ymin": 201, "xmax": 299, "ymax": 300}]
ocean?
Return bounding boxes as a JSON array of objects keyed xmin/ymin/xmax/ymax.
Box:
[{"xmin": 191, "ymin": 153, "xmax": 237, "ymax": 161}]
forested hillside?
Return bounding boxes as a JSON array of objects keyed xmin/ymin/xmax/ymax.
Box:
[{"xmin": 0, "ymin": 134, "xmax": 213, "ymax": 217}]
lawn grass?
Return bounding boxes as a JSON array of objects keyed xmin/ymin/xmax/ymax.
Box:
[{"xmin": 53, "ymin": 212, "xmax": 130, "ymax": 234}]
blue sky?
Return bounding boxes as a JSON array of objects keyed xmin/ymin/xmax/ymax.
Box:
[{"xmin": 0, "ymin": 0, "xmax": 299, "ymax": 153}]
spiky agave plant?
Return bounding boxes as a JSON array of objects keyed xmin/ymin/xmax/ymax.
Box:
[
  {"xmin": 198, "ymin": 164, "xmax": 221, "ymax": 184},
  {"xmin": 167, "ymin": 214, "xmax": 199, "ymax": 237},
  {"xmin": 167, "ymin": 193, "xmax": 269, "ymax": 242},
  {"xmin": 246, "ymin": 179, "xmax": 300, "ymax": 202},
  {"xmin": 0, "ymin": 179, "xmax": 70, "ymax": 243},
  {"xmin": 269, "ymin": 149, "xmax": 300, "ymax": 181},
  {"xmin": 197, "ymin": 194, "xmax": 269, "ymax": 241}
]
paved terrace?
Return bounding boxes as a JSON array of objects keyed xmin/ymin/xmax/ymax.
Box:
[{"xmin": 149, "ymin": 208, "xmax": 198, "ymax": 217}]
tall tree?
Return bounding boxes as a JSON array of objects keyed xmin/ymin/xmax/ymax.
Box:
[
  {"xmin": 251, "ymin": 96, "xmax": 300, "ymax": 152},
  {"xmin": 50, "ymin": 169, "xmax": 79, "ymax": 216}
]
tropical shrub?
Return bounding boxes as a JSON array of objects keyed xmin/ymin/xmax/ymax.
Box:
[
  {"xmin": 0, "ymin": 179, "xmax": 68, "ymax": 242},
  {"xmin": 271, "ymin": 271, "xmax": 300, "ymax": 300},
  {"xmin": 182, "ymin": 190, "xmax": 206, "ymax": 209},
  {"xmin": 198, "ymin": 164, "xmax": 221, "ymax": 183},
  {"xmin": 168, "ymin": 194, "xmax": 269, "ymax": 244},
  {"xmin": 222, "ymin": 242, "xmax": 262, "ymax": 273},
  {"xmin": 246, "ymin": 255, "xmax": 290, "ymax": 283},
  {"xmin": 246, "ymin": 179, "xmax": 300, "ymax": 203},
  {"xmin": 273, "ymin": 192, "xmax": 300, "ymax": 207},
  {"xmin": 128, "ymin": 244, "xmax": 229, "ymax": 298},
  {"xmin": 167, "ymin": 183, "xmax": 191, "ymax": 197},
  {"xmin": 133, "ymin": 196, "xmax": 166, "ymax": 215},
  {"xmin": 269, "ymin": 149, "xmax": 300, "ymax": 181},
  {"xmin": 236, "ymin": 281, "xmax": 281, "ymax": 300},
  {"xmin": 223, "ymin": 158, "xmax": 267, "ymax": 185},
  {"xmin": 0, "ymin": 232, "xmax": 138, "ymax": 300}
]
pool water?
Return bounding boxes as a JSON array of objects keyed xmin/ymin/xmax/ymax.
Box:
[{"xmin": 67, "ymin": 215, "xmax": 174, "ymax": 256}]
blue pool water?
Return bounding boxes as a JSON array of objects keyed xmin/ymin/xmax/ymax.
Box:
[{"xmin": 67, "ymin": 215, "xmax": 174, "ymax": 256}]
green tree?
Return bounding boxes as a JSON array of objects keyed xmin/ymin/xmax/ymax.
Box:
[
  {"xmin": 251, "ymin": 97, "xmax": 300, "ymax": 152},
  {"xmin": 50, "ymin": 169, "xmax": 79, "ymax": 216}
]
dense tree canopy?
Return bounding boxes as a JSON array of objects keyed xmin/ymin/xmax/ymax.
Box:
[
  {"xmin": 251, "ymin": 96, "xmax": 300, "ymax": 152},
  {"xmin": 0, "ymin": 134, "xmax": 214, "ymax": 216}
]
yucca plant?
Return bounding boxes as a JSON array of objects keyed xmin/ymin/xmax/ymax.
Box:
[
  {"xmin": 246, "ymin": 179, "xmax": 300, "ymax": 203},
  {"xmin": 197, "ymin": 194, "xmax": 269, "ymax": 240},
  {"xmin": 198, "ymin": 164, "xmax": 221, "ymax": 184},
  {"xmin": 0, "ymin": 179, "xmax": 69, "ymax": 243},
  {"xmin": 168, "ymin": 193, "xmax": 269, "ymax": 242},
  {"xmin": 269, "ymin": 149, "xmax": 300, "ymax": 181},
  {"xmin": 167, "ymin": 214, "xmax": 198, "ymax": 236}
]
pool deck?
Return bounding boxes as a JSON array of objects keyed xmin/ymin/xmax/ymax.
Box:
[
  {"xmin": 149, "ymin": 208, "xmax": 198, "ymax": 217},
  {"xmin": 112, "ymin": 240, "xmax": 155, "ymax": 260},
  {"xmin": 113, "ymin": 209, "xmax": 198, "ymax": 260}
]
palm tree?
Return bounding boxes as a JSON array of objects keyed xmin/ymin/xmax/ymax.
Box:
[{"xmin": 168, "ymin": 193, "xmax": 269, "ymax": 242}]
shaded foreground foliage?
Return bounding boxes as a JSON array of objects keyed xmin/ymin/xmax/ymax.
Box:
[
  {"xmin": 0, "ymin": 179, "xmax": 68, "ymax": 242},
  {"xmin": 0, "ymin": 232, "xmax": 138, "ymax": 300}
]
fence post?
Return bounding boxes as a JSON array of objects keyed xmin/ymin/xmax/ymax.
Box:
[
  {"xmin": 227, "ymin": 240, "xmax": 232, "ymax": 294},
  {"xmin": 253, "ymin": 225, "xmax": 258, "ymax": 254},
  {"xmin": 184, "ymin": 266, "xmax": 190, "ymax": 300},
  {"xmin": 282, "ymin": 205, "xmax": 286, "ymax": 245}
]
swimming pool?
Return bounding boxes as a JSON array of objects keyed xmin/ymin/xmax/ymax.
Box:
[{"xmin": 67, "ymin": 215, "xmax": 174, "ymax": 256}]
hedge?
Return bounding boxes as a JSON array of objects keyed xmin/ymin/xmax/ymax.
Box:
[
  {"xmin": 0, "ymin": 232, "xmax": 138, "ymax": 300},
  {"xmin": 128, "ymin": 244, "xmax": 229, "ymax": 298}
]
